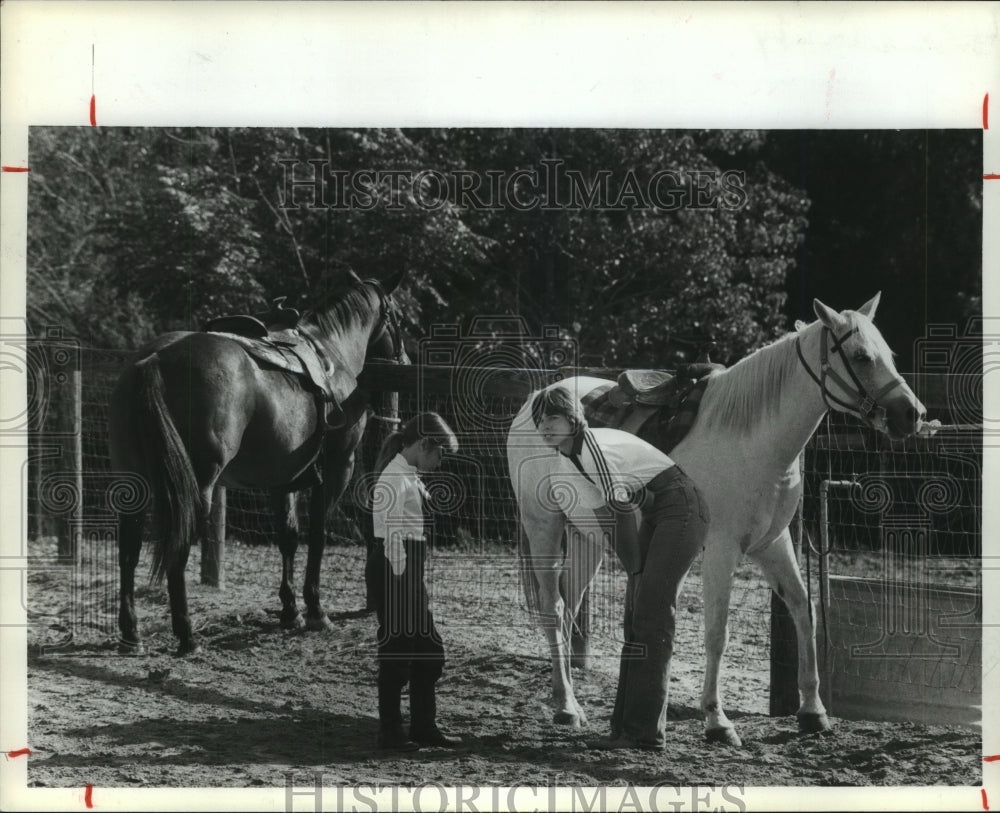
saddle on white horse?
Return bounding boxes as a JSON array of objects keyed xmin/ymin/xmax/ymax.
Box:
[{"xmin": 584, "ymin": 362, "xmax": 723, "ymax": 452}]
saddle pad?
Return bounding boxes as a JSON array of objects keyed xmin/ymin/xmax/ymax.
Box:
[{"xmin": 208, "ymin": 332, "xmax": 334, "ymax": 396}]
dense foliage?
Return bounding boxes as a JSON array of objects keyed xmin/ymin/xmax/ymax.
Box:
[{"xmin": 26, "ymin": 127, "xmax": 981, "ymax": 370}]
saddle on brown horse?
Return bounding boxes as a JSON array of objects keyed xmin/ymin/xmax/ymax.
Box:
[{"xmin": 203, "ymin": 297, "xmax": 348, "ymax": 430}]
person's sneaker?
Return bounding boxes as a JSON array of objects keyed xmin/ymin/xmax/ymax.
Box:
[
  {"xmin": 378, "ymin": 728, "xmax": 421, "ymax": 752},
  {"xmin": 410, "ymin": 726, "xmax": 463, "ymax": 747}
]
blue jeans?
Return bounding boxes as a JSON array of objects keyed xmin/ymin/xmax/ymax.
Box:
[{"xmin": 610, "ymin": 465, "xmax": 709, "ymax": 747}]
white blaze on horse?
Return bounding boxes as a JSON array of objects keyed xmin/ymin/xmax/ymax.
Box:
[{"xmin": 507, "ymin": 294, "xmax": 926, "ymax": 745}]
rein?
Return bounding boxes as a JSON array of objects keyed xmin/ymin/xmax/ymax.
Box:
[
  {"xmin": 795, "ymin": 326, "xmax": 905, "ymax": 425},
  {"xmin": 363, "ymin": 277, "xmax": 405, "ymax": 364}
]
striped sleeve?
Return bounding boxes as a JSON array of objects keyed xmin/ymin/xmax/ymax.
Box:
[{"xmin": 582, "ymin": 430, "xmax": 632, "ymax": 507}]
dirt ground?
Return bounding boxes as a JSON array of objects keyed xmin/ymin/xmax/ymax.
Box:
[{"xmin": 23, "ymin": 538, "xmax": 981, "ymax": 791}]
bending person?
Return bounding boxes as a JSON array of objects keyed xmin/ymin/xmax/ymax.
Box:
[{"xmin": 531, "ymin": 386, "xmax": 710, "ymax": 750}]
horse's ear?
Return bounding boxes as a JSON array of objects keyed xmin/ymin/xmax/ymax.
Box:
[
  {"xmin": 383, "ymin": 267, "xmax": 407, "ymax": 295},
  {"xmin": 813, "ymin": 298, "xmax": 849, "ymax": 332},
  {"xmin": 344, "ymin": 267, "xmax": 363, "ymax": 286},
  {"xmin": 856, "ymin": 291, "xmax": 881, "ymax": 320}
]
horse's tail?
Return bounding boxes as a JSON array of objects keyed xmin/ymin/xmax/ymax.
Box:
[{"xmin": 134, "ymin": 353, "xmax": 200, "ymax": 583}]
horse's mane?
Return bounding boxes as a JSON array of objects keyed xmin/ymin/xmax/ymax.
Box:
[
  {"xmin": 697, "ymin": 328, "xmax": 803, "ymax": 435},
  {"xmin": 300, "ymin": 281, "xmax": 380, "ymax": 339},
  {"xmin": 698, "ymin": 311, "xmax": 894, "ymax": 435}
]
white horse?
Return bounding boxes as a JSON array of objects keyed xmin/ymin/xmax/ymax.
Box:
[{"xmin": 507, "ymin": 294, "xmax": 926, "ymax": 745}]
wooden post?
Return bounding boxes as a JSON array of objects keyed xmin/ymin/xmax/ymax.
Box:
[
  {"xmin": 58, "ymin": 369, "xmax": 84, "ymax": 565},
  {"xmin": 200, "ymin": 484, "xmax": 226, "ymax": 587},
  {"xmin": 769, "ymin": 452, "xmax": 803, "ymax": 717}
]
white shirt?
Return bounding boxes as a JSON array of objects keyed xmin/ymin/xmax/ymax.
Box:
[
  {"xmin": 554, "ymin": 427, "xmax": 675, "ymax": 510},
  {"xmin": 372, "ymin": 453, "xmax": 428, "ymax": 575}
]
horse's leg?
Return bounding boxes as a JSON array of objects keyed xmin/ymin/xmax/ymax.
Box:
[
  {"xmin": 563, "ymin": 524, "xmax": 603, "ymax": 671},
  {"xmin": 510, "ymin": 437, "xmax": 589, "ymax": 725},
  {"xmin": 700, "ymin": 535, "xmax": 743, "ymax": 745},
  {"xmin": 522, "ymin": 512, "xmax": 587, "ymax": 727},
  {"xmin": 117, "ymin": 512, "xmax": 145, "ymax": 654},
  {"xmin": 165, "ymin": 480, "xmax": 219, "ymax": 656},
  {"xmin": 273, "ymin": 490, "xmax": 305, "ymax": 630},
  {"xmin": 301, "ymin": 482, "xmax": 336, "ymax": 631},
  {"xmin": 167, "ymin": 505, "xmax": 199, "ymax": 656},
  {"xmin": 302, "ymin": 450, "xmax": 356, "ymax": 631},
  {"xmin": 749, "ymin": 529, "xmax": 831, "ymax": 735}
]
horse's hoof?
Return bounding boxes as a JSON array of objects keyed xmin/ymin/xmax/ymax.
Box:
[
  {"xmin": 175, "ymin": 640, "xmax": 200, "ymax": 657},
  {"xmin": 797, "ymin": 712, "xmax": 833, "ymax": 735},
  {"xmin": 118, "ymin": 640, "xmax": 144, "ymax": 656},
  {"xmin": 281, "ymin": 612, "xmax": 306, "ymax": 631},
  {"xmin": 553, "ymin": 710, "xmax": 584, "ymax": 728},
  {"xmin": 705, "ymin": 726, "xmax": 742, "ymax": 747},
  {"xmin": 305, "ymin": 614, "xmax": 334, "ymax": 632}
]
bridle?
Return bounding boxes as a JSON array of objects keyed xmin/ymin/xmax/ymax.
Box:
[
  {"xmin": 795, "ymin": 324, "xmax": 906, "ymax": 426},
  {"xmin": 363, "ymin": 278, "xmax": 405, "ymax": 363}
]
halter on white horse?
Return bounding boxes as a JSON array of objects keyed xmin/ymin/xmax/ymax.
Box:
[{"xmin": 795, "ymin": 322, "xmax": 907, "ymax": 433}]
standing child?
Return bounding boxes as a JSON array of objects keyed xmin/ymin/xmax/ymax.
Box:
[
  {"xmin": 531, "ymin": 386, "xmax": 710, "ymax": 750},
  {"xmin": 370, "ymin": 411, "xmax": 462, "ymax": 751}
]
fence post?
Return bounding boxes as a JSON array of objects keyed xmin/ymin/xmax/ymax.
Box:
[
  {"xmin": 769, "ymin": 451, "xmax": 803, "ymax": 717},
  {"xmin": 58, "ymin": 369, "xmax": 84, "ymax": 565},
  {"xmin": 200, "ymin": 485, "xmax": 226, "ymax": 587}
]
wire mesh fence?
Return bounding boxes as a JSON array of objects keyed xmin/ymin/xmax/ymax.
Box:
[
  {"xmin": 24, "ymin": 346, "xmax": 982, "ymax": 723},
  {"xmin": 801, "ymin": 410, "xmax": 982, "ymax": 725},
  {"xmin": 24, "ymin": 348, "xmax": 774, "ymax": 666}
]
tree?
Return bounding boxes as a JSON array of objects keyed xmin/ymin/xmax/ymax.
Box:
[
  {"xmin": 765, "ymin": 130, "xmax": 982, "ymax": 372},
  {"xmin": 37, "ymin": 126, "xmax": 974, "ymax": 374}
]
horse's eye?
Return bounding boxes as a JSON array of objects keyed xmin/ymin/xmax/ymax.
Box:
[{"xmin": 853, "ymin": 352, "xmax": 872, "ymax": 364}]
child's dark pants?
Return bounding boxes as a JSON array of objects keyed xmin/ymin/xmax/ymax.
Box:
[{"xmin": 375, "ymin": 536, "xmax": 444, "ymax": 739}]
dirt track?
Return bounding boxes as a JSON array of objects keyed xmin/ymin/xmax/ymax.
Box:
[{"xmin": 25, "ymin": 539, "xmax": 981, "ymax": 790}]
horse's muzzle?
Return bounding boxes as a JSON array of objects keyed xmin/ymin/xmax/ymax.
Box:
[{"xmin": 882, "ymin": 393, "xmax": 927, "ymax": 440}]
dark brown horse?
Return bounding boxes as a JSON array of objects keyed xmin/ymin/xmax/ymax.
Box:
[{"xmin": 108, "ymin": 270, "xmax": 407, "ymax": 655}]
